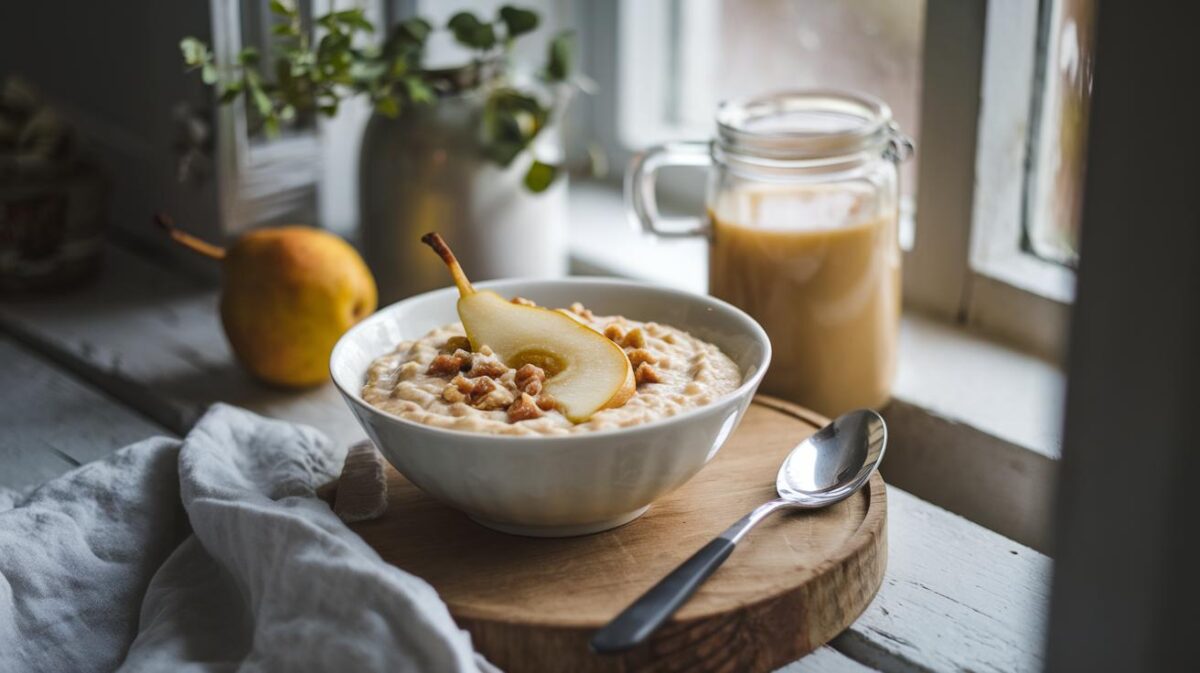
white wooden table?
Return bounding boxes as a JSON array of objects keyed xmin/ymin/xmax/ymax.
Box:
[{"xmin": 0, "ymin": 243, "xmax": 1051, "ymax": 672}]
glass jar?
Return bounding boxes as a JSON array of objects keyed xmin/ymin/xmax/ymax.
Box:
[{"xmin": 628, "ymin": 90, "xmax": 912, "ymax": 416}]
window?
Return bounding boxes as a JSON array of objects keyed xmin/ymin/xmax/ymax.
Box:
[
  {"xmin": 582, "ymin": 0, "xmax": 1091, "ymax": 359},
  {"xmin": 616, "ymin": 0, "xmax": 924, "ymax": 208},
  {"xmin": 1023, "ymin": 0, "xmax": 1094, "ymax": 268},
  {"xmin": 211, "ymin": 0, "xmax": 351, "ymax": 235},
  {"xmin": 963, "ymin": 0, "xmax": 1094, "ymax": 355},
  {"xmin": 238, "ymin": 0, "xmax": 320, "ymax": 139}
]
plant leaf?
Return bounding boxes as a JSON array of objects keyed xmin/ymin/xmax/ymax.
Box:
[
  {"xmin": 269, "ymin": 0, "xmax": 294, "ymax": 17},
  {"xmin": 180, "ymin": 37, "xmax": 211, "ymax": 67},
  {"xmin": 333, "ymin": 9, "xmax": 374, "ymax": 32},
  {"xmin": 475, "ymin": 23, "xmax": 497, "ymax": 50},
  {"xmin": 317, "ymin": 13, "xmax": 338, "ymax": 30},
  {"xmin": 245, "ymin": 71, "xmax": 274, "ymax": 116},
  {"xmin": 403, "ymin": 76, "xmax": 435, "ymax": 105},
  {"xmin": 447, "ymin": 12, "xmax": 482, "ymax": 33},
  {"xmin": 218, "ymin": 82, "xmax": 243, "ymax": 103},
  {"xmin": 448, "ymin": 12, "xmax": 495, "ymax": 50},
  {"xmin": 499, "ymin": 6, "xmax": 539, "ymax": 39},
  {"xmin": 251, "ymin": 88, "xmax": 273, "ymax": 116},
  {"xmin": 523, "ymin": 160, "xmax": 558, "ymax": 192},
  {"xmin": 238, "ymin": 47, "xmax": 260, "ymax": 66},
  {"xmin": 201, "ymin": 63, "xmax": 219, "ymax": 85},
  {"xmin": 398, "ymin": 17, "xmax": 432, "ymax": 44},
  {"xmin": 374, "ymin": 95, "xmax": 399, "ymax": 117},
  {"xmin": 485, "ymin": 140, "xmax": 525, "ymax": 166},
  {"xmin": 545, "ymin": 31, "xmax": 573, "ymax": 82}
]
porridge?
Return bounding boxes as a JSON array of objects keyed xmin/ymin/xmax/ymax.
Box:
[{"xmin": 362, "ymin": 301, "xmax": 742, "ymax": 436}]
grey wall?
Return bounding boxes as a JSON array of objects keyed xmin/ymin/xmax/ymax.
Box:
[{"xmin": 0, "ymin": 1, "xmax": 221, "ymax": 277}]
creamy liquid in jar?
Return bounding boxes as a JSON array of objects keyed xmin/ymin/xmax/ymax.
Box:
[{"xmin": 708, "ymin": 183, "xmax": 900, "ymax": 416}]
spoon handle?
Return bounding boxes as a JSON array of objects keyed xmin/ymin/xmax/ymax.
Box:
[{"xmin": 590, "ymin": 499, "xmax": 789, "ymax": 654}]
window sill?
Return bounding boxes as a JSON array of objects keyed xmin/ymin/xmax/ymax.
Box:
[{"xmin": 568, "ymin": 181, "xmax": 1064, "ymax": 551}]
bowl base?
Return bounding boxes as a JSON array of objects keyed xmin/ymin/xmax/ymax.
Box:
[{"xmin": 467, "ymin": 506, "xmax": 651, "ymax": 538}]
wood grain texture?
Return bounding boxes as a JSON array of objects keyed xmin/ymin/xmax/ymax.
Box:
[
  {"xmin": 351, "ymin": 398, "xmax": 887, "ymax": 673},
  {"xmin": 0, "ymin": 246, "xmax": 365, "ymax": 446},
  {"xmin": 0, "ymin": 335, "xmax": 167, "ymax": 491},
  {"xmin": 833, "ymin": 488, "xmax": 1051, "ymax": 673},
  {"xmin": 773, "ymin": 646, "xmax": 879, "ymax": 673},
  {"xmin": 0, "ymin": 242, "xmax": 1054, "ymax": 672}
]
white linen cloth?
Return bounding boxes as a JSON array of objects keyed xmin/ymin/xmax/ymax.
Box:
[{"xmin": 0, "ymin": 404, "xmax": 495, "ymax": 673}]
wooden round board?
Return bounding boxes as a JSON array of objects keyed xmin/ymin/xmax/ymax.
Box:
[{"xmin": 349, "ymin": 396, "xmax": 887, "ymax": 672}]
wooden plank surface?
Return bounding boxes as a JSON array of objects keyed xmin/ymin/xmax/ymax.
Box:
[
  {"xmin": 775, "ymin": 647, "xmax": 879, "ymax": 673},
  {"xmin": 0, "ymin": 243, "xmax": 1051, "ymax": 673},
  {"xmin": 0, "ymin": 334, "xmax": 167, "ymax": 492},
  {"xmin": 0, "ymin": 246, "xmax": 365, "ymax": 446},
  {"xmin": 834, "ymin": 488, "xmax": 1050, "ymax": 672}
]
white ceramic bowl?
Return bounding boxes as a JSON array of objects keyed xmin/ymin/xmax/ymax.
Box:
[{"xmin": 331, "ymin": 278, "xmax": 771, "ymax": 537}]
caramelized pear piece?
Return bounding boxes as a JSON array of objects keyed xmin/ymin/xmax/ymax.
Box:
[{"xmin": 421, "ymin": 233, "xmax": 634, "ymax": 422}]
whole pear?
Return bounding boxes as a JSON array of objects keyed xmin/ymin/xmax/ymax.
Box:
[{"xmin": 159, "ymin": 216, "xmax": 377, "ymax": 388}]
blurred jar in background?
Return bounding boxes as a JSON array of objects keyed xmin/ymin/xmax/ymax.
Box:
[
  {"xmin": 629, "ymin": 91, "xmax": 911, "ymax": 417},
  {"xmin": 0, "ymin": 78, "xmax": 107, "ymax": 293}
]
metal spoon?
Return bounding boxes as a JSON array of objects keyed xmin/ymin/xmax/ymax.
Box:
[{"xmin": 590, "ymin": 409, "xmax": 887, "ymax": 654}]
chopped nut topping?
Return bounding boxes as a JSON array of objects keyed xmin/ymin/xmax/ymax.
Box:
[
  {"xmin": 535, "ymin": 393, "xmax": 558, "ymax": 411},
  {"xmin": 442, "ymin": 383, "xmax": 467, "ymax": 404},
  {"xmin": 511, "ymin": 296, "xmax": 537, "ymax": 307},
  {"xmin": 635, "ymin": 362, "xmax": 662, "ymax": 385},
  {"xmin": 506, "ymin": 393, "xmax": 543, "ymax": 422},
  {"xmin": 441, "ymin": 335, "xmax": 471, "ymax": 353},
  {"xmin": 623, "ymin": 327, "xmax": 647, "ymax": 349},
  {"xmin": 478, "ymin": 344, "xmax": 495, "ymax": 356},
  {"xmin": 427, "ymin": 353, "xmax": 466, "ymax": 376},
  {"xmin": 442, "ymin": 374, "xmax": 475, "ymax": 403},
  {"xmin": 626, "ymin": 348, "xmax": 658, "ymax": 368},
  {"xmin": 447, "ymin": 375, "xmax": 513, "ymax": 410},
  {"xmin": 514, "ymin": 364, "xmax": 547, "ymax": 396},
  {"xmin": 467, "ymin": 351, "xmax": 509, "ymax": 378},
  {"xmin": 603, "ymin": 324, "xmax": 626, "ymax": 343},
  {"xmin": 467, "ymin": 375, "xmax": 494, "ymax": 399},
  {"xmin": 474, "ymin": 384, "xmax": 515, "ymax": 411},
  {"xmin": 568, "ymin": 302, "xmax": 595, "ymax": 320}
]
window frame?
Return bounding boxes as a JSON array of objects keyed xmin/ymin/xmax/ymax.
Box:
[
  {"xmin": 580, "ymin": 0, "xmax": 1074, "ymax": 361},
  {"xmin": 211, "ymin": 0, "xmax": 393, "ymax": 236}
]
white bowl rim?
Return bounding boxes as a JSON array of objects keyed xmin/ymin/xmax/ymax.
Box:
[{"xmin": 330, "ymin": 276, "xmax": 772, "ymax": 442}]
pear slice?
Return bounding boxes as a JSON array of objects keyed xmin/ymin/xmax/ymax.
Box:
[{"xmin": 421, "ymin": 233, "xmax": 635, "ymax": 422}]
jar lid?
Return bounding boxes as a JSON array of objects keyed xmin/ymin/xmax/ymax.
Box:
[{"xmin": 716, "ymin": 90, "xmax": 897, "ymax": 161}]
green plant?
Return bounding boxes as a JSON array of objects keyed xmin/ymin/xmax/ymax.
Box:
[{"xmin": 180, "ymin": 2, "xmax": 574, "ymax": 192}]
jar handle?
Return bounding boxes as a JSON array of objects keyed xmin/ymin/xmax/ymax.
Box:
[
  {"xmin": 883, "ymin": 122, "xmax": 914, "ymax": 163},
  {"xmin": 625, "ymin": 142, "xmax": 712, "ymax": 238}
]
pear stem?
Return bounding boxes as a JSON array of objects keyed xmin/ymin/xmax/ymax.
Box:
[
  {"xmin": 421, "ymin": 232, "xmax": 475, "ymax": 296},
  {"xmin": 155, "ymin": 213, "xmax": 227, "ymax": 261}
]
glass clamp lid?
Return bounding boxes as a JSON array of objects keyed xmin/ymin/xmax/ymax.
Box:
[{"xmin": 715, "ymin": 90, "xmax": 912, "ymax": 163}]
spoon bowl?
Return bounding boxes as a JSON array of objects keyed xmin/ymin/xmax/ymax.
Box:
[
  {"xmin": 777, "ymin": 409, "xmax": 887, "ymax": 506},
  {"xmin": 592, "ymin": 409, "xmax": 887, "ymax": 654}
]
